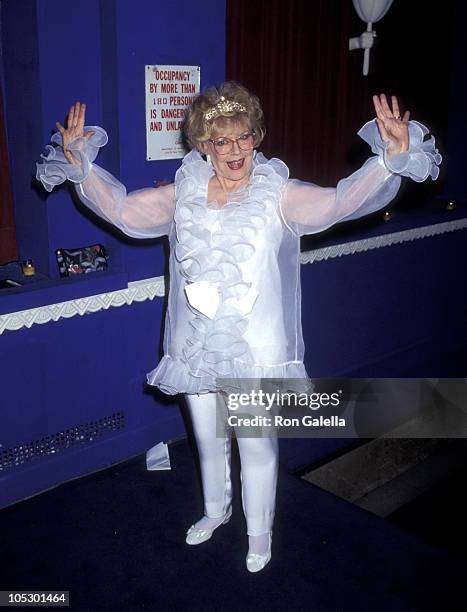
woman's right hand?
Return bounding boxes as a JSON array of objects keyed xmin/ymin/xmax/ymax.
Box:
[{"xmin": 56, "ymin": 101, "xmax": 94, "ymax": 165}]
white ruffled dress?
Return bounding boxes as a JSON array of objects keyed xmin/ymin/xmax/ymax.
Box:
[{"xmin": 36, "ymin": 120, "xmax": 442, "ymax": 395}]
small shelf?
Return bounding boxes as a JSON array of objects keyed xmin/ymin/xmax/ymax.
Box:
[{"xmin": 0, "ymin": 267, "xmax": 129, "ymax": 316}]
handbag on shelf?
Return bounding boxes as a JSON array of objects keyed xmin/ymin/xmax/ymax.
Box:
[{"xmin": 55, "ymin": 244, "xmax": 108, "ymax": 277}]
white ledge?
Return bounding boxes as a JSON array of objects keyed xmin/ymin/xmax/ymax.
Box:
[
  {"xmin": 300, "ymin": 218, "xmax": 467, "ymax": 264},
  {"xmin": 1, "ymin": 218, "xmax": 465, "ymax": 335},
  {"xmin": 0, "ymin": 276, "xmax": 165, "ymax": 335}
]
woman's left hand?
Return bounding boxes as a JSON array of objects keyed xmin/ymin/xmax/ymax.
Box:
[{"xmin": 372, "ymin": 94, "xmax": 410, "ymax": 158}]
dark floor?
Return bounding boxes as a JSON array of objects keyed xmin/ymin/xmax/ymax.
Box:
[
  {"xmin": 387, "ymin": 458, "xmax": 467, "ymax": 563},
  {"xmin": 1, "ymin": 438, "xmax": 467, "ymax": 612},
  {"xmin": 302, "ymin": 438, "xmax": 467, "ymax": 551}
]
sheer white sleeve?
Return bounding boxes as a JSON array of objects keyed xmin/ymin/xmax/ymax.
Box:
[
  {"xmin": 75, "ymin": 166, "xmax": 174, "ymax": 239},
  {"xmin": 281, "ymin": 119, "xmax": 442, "ymax": 237},
  {"xmin": 36, "ymin": 126, "xmax": 175, "ymax": 238}
]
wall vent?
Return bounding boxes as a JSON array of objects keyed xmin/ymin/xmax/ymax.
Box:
[{"xmin": 0, "ymin": 411, "xmax": 125, "ymax": 472}]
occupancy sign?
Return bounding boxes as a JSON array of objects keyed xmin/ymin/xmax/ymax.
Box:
[{"xmin": 145, "ymin": 65, "xmax": 200, "ymax": 161}]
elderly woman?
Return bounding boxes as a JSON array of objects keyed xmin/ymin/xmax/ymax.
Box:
[{"xmin": 36, "ymin": 81, "xmax": 441, "ymax": 572}]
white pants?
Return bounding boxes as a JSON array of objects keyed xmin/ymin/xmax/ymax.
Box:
[{"xmin": 185, "ymin": 392, "xmax": 279, "ymax": 536}]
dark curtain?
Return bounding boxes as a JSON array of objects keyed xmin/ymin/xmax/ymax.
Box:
[
  {"xmin": 226, "ymin": 0, "xmax": 454, "ymax": 191},
  {"xmin": 0, "ymin": 84, "xmax": 18, "ymax": 264}
]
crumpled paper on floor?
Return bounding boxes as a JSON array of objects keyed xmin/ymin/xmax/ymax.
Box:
[{"xmin": 146, "ymin": 441, "xmax": 171, "ymax": 470}]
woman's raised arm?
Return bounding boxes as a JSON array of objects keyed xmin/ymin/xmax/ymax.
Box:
[
  {"xmin": 75, "ymin": 162, "xmax": 175, "ymax": 239},
  {"xmin": 36, "ymin": 101, "xmax": 175, "ymax": 238},
  {"xmin": 280, "ymin": 95, "xmax": 442, "ymax": 237}
]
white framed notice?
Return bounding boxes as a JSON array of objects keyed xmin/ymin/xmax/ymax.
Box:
[{"xmin": 145, "ymin": 65, "xmax": 200, "ymax": 161}]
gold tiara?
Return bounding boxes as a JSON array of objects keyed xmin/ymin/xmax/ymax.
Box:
[{"xmin": 204, "ymin": 96, "xmax": 247, "ymax": 122}]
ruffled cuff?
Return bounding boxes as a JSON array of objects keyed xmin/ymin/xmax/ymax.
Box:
[
  {"xmin": 357, "ymin": 119, "xmax": 442, "ymax": 182},
  {"xmin": 35, "ymin": 126, "xmax": 108, "ymax": 192}
]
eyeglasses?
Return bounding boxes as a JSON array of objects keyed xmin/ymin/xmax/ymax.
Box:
[{"xmin": 208, "ymin": 131, "xmax": 256, "ymax": 155}]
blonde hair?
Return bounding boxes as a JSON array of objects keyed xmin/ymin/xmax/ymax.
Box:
[{"xmin": 183, "ymin": 81, "xmax": 266, "ymax": 152}]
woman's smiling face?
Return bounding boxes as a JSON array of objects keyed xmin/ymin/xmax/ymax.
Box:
[{"xmin": 205, "ymin": 118, "xmax": 255, "ymax": 186}]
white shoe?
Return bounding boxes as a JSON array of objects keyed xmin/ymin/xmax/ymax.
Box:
[
  {"xmin": 246, "ymin": 532, "xmax": 272, "ymax": 572},
  {"xmin": 185, "ymin": 506, "xmax": 232, "ymax": 545}
]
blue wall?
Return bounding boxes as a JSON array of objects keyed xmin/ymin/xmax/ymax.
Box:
[
  {"xmin": 2, "ymin": 0, "xmax": 226, "ymax": 279},
  {"xmin": 0, "ymin": 0, "xmax": 226, "ymax": 508}
]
